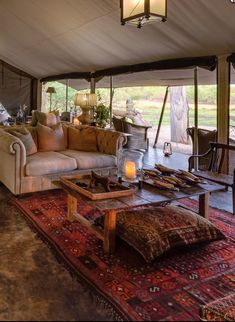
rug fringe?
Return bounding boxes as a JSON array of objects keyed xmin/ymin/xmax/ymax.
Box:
[{"xmin": 11, "ymin": 198, "xmax": 127, "ymax": 322}]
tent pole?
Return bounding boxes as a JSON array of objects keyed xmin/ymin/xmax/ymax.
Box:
[
  {"xmin": 90, "ymin": 78, "xmax": 95, "ymax": 93},
  {"xmin": 109, "ymin": 76, "xmax": 113, "ymax": 127},
  {"xmin": 153, "ymin": 86, "xmax": 169, "ymax": 148},
  {"xmin": 49, "ymin": 93, "xmax": 52, "ymax": 112},
  {"xmin": 90, "ymin": 78, "xmax": 96, "ymax": 123},
  {"xmin": 65, "ymin": 79, "xmax": 69, "ymax": 112},
  {"xmin": 217, "ymin": 55, "xmax": 230, "ymax": 173},
  {"xmin": 194, "ymin": 67, "xmax": 199, "ymax": 170}
]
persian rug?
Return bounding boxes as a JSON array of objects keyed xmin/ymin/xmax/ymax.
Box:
[{"xmin": 14, "ymin": 190, "xmax": 235, "ymax": 321}]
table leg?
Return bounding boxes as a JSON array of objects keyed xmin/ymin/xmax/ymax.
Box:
[
  {"xmin": 199, "ymin": 192, "xmax": 210, "ymax": 219},
  {"xmin": 104, "ymin": 209, "xmax": 117, "ymax": 254},
  {"xmin": 67, "ymin": 194, "xmax": 78, "ymax": 221}
]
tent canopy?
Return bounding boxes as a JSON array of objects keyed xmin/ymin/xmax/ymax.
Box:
[{"xmin": 0, "ymin": 0, "xmax": 235, "ymax": 87}]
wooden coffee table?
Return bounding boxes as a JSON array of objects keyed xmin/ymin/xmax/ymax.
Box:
[{"xmin": 58, "ymin": 177, "xmax": 223, "ymax": 254}]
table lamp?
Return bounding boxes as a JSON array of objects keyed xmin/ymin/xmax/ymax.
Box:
[{"xmin": 74, "ymin": 93, "xmax": 97, "ymax": 125}]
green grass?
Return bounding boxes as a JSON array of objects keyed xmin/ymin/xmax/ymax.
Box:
[{"xmin": 114, "ymin": 100, "xmax": 218, "ymax": 128}]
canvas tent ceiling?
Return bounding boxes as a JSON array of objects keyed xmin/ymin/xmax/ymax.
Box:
[{"xmin": 0, "ymin": 0, "xmax": 235, "ymax": 85}]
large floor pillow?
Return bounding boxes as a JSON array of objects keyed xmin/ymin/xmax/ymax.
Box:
[
  {"xmin": 113, "ymin": 204, "xmax": 225, "ymax": 263},
  {"xmin": 200, "ymin": 293, "xmax": 235, "ymax": 321}
]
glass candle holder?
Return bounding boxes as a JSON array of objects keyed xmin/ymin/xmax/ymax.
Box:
[{"xmin": 118, "ymin": 149, "xmax": 144, "ymax": 184}]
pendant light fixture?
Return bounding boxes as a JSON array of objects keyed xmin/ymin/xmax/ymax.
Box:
[{"xmin": 120, "ymin": 0, "xmax": 167, "ymax": 28}]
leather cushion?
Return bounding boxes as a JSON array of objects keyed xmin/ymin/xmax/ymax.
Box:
[
  {"xmin": 68, "ymin": 126, "xmax": 98, "ymax": 152},
  {"xmin": 31, "ymin": 110, "xmax": 60, "ymax": 127},
  {"xmin": 37, "ymin": 123, "xmax": 66, "ymax": 152}
]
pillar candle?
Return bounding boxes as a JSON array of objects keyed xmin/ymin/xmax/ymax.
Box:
[{"xmin": 125, "ymin": 160, "xmax": 136, "ymax": 180}]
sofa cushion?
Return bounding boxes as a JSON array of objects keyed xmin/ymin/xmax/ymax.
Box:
[
  {"xmin": 6, "ymin": 127, "xmax": 37, "ymax": 156},
  {"xmin": 103, "ymin": 204, "xmax": 225, "ymax": 263},
  {"xmin": 37, "ymin": 123, "xmax": 66, "ymax": 152},
  {"xmin": 26, "ymin": 151, "xmax": 77, "ymax": 176},
  {"xmin": 27, "ymin": 126, "xmax": 38, "ymax": 147},
  {"xmin": 60, "ymin": 150, "xmax": 116, "ymax": 170},
  {"xmin": 96, "ymin": 128, "xmax": 122, "ymax": 155},
  {"xmin": 68, "ymin": 126, "xmax": 98, "ymax": 152},
  {"xmin": 31, "ymin": 110, "xmax": 60, "ymax": 126}
]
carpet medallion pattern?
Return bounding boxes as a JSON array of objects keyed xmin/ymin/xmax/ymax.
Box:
[{"xmin": 15, "ymin": 190, "xmax": 235, "ymax": 321}]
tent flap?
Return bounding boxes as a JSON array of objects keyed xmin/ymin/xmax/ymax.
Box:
[
  {"xmin": 92, "ymin": 56, "xmax": 217, "ymax": 78},
  {"xmin": 228, "ymin": 53, "xmax": 235, "ymax": 69},
  {"xmin": 41, "ymin": 55, "xmax": 217, "ymax": 83}
]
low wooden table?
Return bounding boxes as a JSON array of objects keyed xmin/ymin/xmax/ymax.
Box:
[{"xmin": 57, "ymin": 178, "xmax": 223, "ymax": 254}]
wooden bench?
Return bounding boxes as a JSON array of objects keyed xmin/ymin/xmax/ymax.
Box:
[{"xmin": 188, "ymin": 142, "xmax": 235, "ymax": 215}]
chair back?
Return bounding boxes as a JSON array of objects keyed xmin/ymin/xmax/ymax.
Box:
[
  {"xmin": 112, "ymin": 116, "xmax": 125, "ymax": 132},
  {"xmin": 209, "ymin": 142, "xmax": 235, "ymax": 173},
  {"xmin": 187, "ymin": 127, "xmax": 217, "ymax": 170}
]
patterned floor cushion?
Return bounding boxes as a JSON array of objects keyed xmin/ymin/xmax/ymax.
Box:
[
  {"xmin": 200, "ymin": 293, "xmax": 235, "ymax": 321},
  {"xmin": 112, "ymin": 204, "xmax": 225, "ymax": 263}
]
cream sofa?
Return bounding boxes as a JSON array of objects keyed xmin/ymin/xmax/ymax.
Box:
[{"xmin": 0, "ymin": 123, "xmax": 125, "ymax": 195}]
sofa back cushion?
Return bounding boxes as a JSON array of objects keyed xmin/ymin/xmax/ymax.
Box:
[
  {"xmin": 68, "ymin": 126, "xmax": 98, "ymax": 152},
  {"xmin": 27, "ymin": 126, "xmax": 38, "ymax": 147},
  {"xmin": 6, "ymin": 127, "xmax": 37, "ymax": 156},
  {"xmin": 37, "ymin": 123, "xmax": 66, "ymax": 152},
  {"xmin": 96, "ymin": 128, "xmax": 122, "ymax": 155},
  {"xmin": 31, "ymin": 110, "xmax": 60, "ymax": 127}
]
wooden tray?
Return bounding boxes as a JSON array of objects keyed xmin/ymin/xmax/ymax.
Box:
[{"xmin": 60, "ymin": 174, "xmax": 134, "ymax": 200}]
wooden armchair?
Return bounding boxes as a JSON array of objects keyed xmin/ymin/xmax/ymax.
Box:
[
  {"xmin": 112, "ymin": 116, "xmax": 151, "ymax": 151},
  {"xmin": 188, "ymin": 142, "xmax": 235, "ymax": 214}
]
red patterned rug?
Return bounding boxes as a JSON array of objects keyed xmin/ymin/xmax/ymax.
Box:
[{"xmin": 14, "ymin": 190, "xmax": 235, "ymax": 321}]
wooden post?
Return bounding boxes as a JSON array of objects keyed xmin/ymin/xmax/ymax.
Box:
[
  {"xmin": 153, "ymin": 86, "xmax": 169, "ymax": 148},
  {"xmin": 90, "ymin": 78, "xmax": 96, "ymax": 122},
  {"xmin": 194, "ymin": 67, "xmax": 199, "ymax": 170},
  {"xmin": 67, "ymin": 194, "xmax": 78, "ymax": 222},
  {"xmin": 40, "ymin": 83, "xmax": 47, "ymax": 112},
  {"xmin": 65, "ymin": 79, "xmax": 69, "ymax": 112},
  {"xmin": 104, "ymin": 209, "xmax": 117, "ymax": 254},
  {"xmin": 90, "ymin": 78, "xmax": 95, "ymax": 94},
  {"xmin": 31, "ymin": 79, "xmax": 42, "ymax": 111},
  {"xmin": 199, "ymin": 192, "xmax": 210, "ymax": 219},
  {"xmin": 217, "ymin": 55, "xmax": 230, "ymax": 173}
]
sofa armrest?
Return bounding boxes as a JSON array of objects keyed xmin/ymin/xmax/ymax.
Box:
[
  {"xmin": 0, "ymin": 131, "xmax": 26, "ymax": 157},
  {"xmin": 0, "ymin": 131, "xmax": 26, "ymax": 194},
  {"xmin": 96, "ymin": 128, "xmax": 126, "ymax": 156}
]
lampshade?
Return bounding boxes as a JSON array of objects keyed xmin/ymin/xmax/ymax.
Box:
[
  {"xmin": 46, "ymin": 87, "xmax": 56, "ymax": 94},
  {"xmin": 74, "ymin": 93, "xmax": 97, "ymax": 107},
  {"xmin": 120, "ymin": 0, "xmax": 167, "ymax": 28}
]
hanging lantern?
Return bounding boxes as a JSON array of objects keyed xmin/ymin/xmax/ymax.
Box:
[
  {"xmin": 120, "ymin": 0, "xmax": 167, "ymax": 28},
  {"xmin": 163, "ymin": 142, "xmax": 172, "ymax": 156}
]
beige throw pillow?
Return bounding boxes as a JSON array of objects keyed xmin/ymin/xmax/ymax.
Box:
[
  {"xmin": 31, "ymin": 110, "xmax": 60, "ymax": 127},
  {"xmin": 37, "ymin": 123, "xmax": 66, "ymax": 152},
  {"xmin": 8, "ymin": 127, "xmax": 37, "ymax": 156},
  {"xmin": 68, "ymin": 126, "xmax": 98, "ymax": 152}
]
